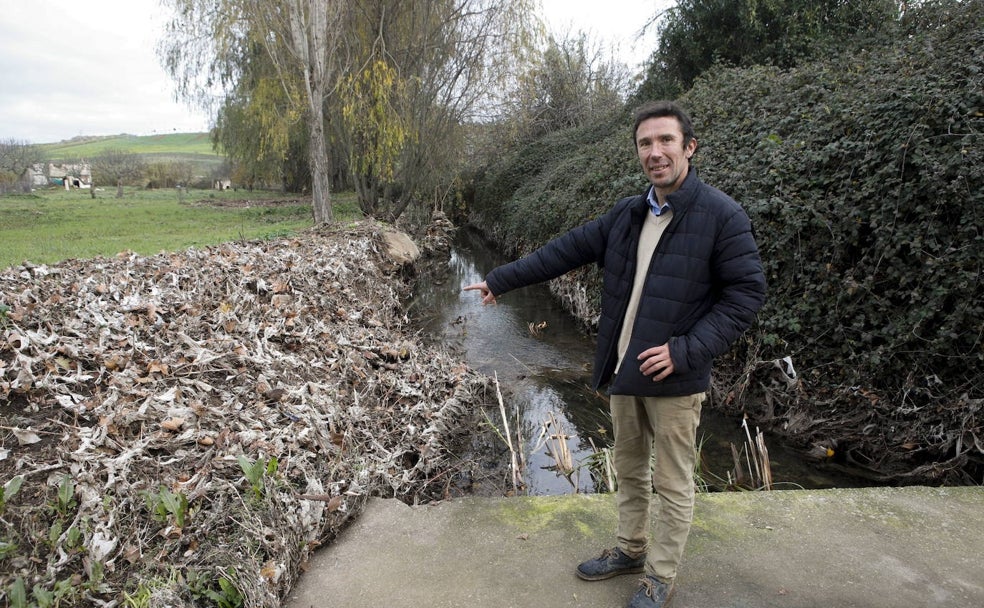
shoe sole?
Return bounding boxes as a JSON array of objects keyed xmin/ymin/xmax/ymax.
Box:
[{"xmin": 575, "ymin": 565, "xmax": 646, "ymax": 581}]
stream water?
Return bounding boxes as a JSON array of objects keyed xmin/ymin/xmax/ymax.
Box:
[{"xmin": 410, "ymin": 228, "xmax": 867, "ymax": 495}]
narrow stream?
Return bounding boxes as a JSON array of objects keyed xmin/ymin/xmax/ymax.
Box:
[{"xmin": 410, "ymin": 228, "xmax": 867, "ymax": 495}]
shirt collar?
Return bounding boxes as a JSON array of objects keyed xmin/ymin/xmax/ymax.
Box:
[{"xmin": 647, "ymin": 186, "xmax": 672, "ymax": 216}]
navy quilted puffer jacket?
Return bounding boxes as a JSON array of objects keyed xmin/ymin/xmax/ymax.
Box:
[{"xmin": 485, "ymin": 169, "xmax": 766, "ymax": 396}]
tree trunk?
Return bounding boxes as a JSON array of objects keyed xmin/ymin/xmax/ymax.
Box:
[
  {"xmin": 309, "ymin": 113, "xmax": 333, "ymax": 224},
  {"xmin": 293, "ymin": 0, "xmax": 335, "ymax": 225}
]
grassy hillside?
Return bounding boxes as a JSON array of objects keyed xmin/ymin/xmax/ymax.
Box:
[
  {"xmin": 41, "ymin": 132, "xmax": 216, "ymax": 159},
  {"xmin": 39, "ymin": 132, "xmax": 225, "ymax": 185}
]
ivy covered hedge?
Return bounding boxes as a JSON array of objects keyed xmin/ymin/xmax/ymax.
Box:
[{"xmin": 468, "ymin": 0, "xmax": 982, "ymax": 483}]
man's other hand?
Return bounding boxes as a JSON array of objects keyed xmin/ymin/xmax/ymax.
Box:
[{"xmin": 638, "ymin": 343, "xmax": 675, "ymax": 382}]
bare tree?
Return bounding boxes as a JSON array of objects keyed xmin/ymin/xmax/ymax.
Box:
[
  {"xmin": 0, "ymin": 139, "xmax": 46, "ymax": 194},
  {"xmin": 92, "ymin": 148, "xmax": 145, "ymax": 198},
  {"xmin": 498, "ymin": 32, "xmax": 629, "ymax": 145}
]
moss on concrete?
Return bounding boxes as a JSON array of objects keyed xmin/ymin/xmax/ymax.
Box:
[{"xmin": 491, "ymin": 493, "xmax": 616, "ymax": 540}]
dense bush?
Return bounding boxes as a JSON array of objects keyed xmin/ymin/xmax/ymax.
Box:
[
  {"xmin": 636, "ymin": 0, "xmax": 900, "ymax": 100},
  {"xmin": 469, "ymin": 0, "xmax": 982, "ymax": 482},
  {"xmin": 686, "ymin": 0, "xmax": 981, "ymax": 480}
]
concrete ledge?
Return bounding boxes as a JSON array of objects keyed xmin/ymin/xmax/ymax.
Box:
[{"xmin": 287, "ymin": 487, "xmax": 984, "ymax": 608}]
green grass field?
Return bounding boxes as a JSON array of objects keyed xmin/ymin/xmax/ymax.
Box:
[
  {"xmin": 0, "ymin": 187, "xmax": 363, "ymax": 269},
  {"xmin": 40, "ymin": 132, "xmax": 226, "ymax": 181},
  {"xmin": 41, "ymin": 132, "xmax": 216, "ymax": 158}
]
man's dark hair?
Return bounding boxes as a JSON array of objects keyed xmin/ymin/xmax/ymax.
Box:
[{"xmin": 632, "ymin": 100, "xmax": 696, "ymax": 148}]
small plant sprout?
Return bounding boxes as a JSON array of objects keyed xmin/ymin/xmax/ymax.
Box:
[
  {"xmin": 54, "ymin": 475, "xmax": 77, "ymax": 518},
  {"xmin": 238, "ymin": 454, "xmax": 279, "ymax": 498},
  {"xmin": 143, "ymin": 486, "xmax": 190, "ymax": 528},
  {"xmin": 1, "ymin": 474, "xmax": 24, "ymax": 515}
]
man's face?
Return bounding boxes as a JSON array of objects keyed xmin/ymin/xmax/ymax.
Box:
[{"xmin": 636, "ymin": 116, "xmax": 697, "ymax": 197}]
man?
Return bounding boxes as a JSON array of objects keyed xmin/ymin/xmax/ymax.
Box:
[{"xmin": 464, "ymin": 100, "xmax": 766, "ymax": 607}]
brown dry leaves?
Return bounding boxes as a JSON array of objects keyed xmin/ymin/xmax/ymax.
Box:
[{"xmin": 0, "ymin": 220, "xmax": 489, "ymax": 606}]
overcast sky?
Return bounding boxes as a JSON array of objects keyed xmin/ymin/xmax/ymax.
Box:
[{"xmin": 0, "ymin": 0, "xmax": 668, "ymax": 144}]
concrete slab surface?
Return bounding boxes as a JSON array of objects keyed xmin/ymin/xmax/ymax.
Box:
[{"xmin": 286, "ymin": 486, "xmax": 984, "ymax": 608}]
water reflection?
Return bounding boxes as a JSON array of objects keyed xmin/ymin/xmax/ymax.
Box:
[{"xmin": 410, "ymin": 229, "xmax": 602, "ymax": 494}]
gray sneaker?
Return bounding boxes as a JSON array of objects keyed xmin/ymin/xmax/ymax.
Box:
[
  {"xmin": 576, "ymin": 547, "xmax": 645, "ymax": 581},
  {"xmin": 626, "ymin": 575, "xmax": 675, "ymax": 608}
]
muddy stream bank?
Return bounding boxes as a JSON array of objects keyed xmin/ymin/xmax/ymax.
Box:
[{"xmin": 410, "ymin": 227, "xmax": 870, "ymax": 495}]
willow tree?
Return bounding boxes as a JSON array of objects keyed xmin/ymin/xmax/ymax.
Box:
[
  {"xmin": 340, "ymin": 59, "xmax": 412, "ymax": 220},
  {"xmin": 334, "ymin": 0, "xmax": 538, "ymax": 222},
  {"xmin": 160, "ymin": 0, "xmax": 345, "ymax": 223},
  {"xmin": 213, "ymin": 51, "xmax": 310, "ymax": 193},
  {"xmin": 161, "ymin": 0, "xmax": 536, "ymax": 223}
]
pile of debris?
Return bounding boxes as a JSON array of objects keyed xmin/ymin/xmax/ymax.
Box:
[{"xmin": 0, "ymin": 221, "xmax": 493, "ymax": 607}]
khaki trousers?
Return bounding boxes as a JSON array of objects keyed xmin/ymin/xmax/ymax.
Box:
[{"xmin": 610, "ymin": 393, "xmax": 703, "ymax": 582}]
